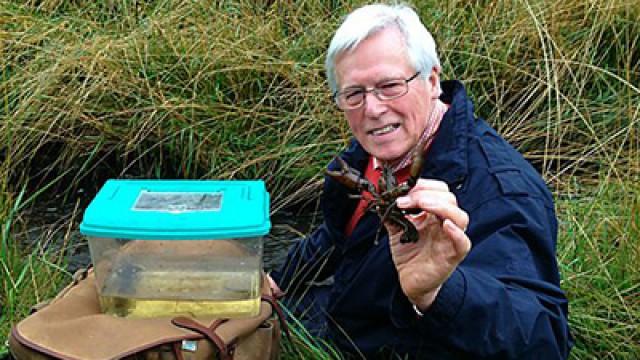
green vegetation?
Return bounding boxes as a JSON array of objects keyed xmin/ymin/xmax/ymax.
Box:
[
  {"xmin": 1, "ymin": 0, "xmax": 638, "ymax": 358},
  {"xmin": 557, "ymin": 182, "xmax": 640, "ymax": 359}
]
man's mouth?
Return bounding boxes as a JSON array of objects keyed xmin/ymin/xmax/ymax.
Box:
[{"xmin": 369, "ymin": 124, "xmax": 400, "ymax": 136}]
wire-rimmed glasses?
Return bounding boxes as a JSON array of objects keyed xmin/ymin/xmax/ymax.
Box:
[{"xmin": 333, "ymin": 71, "xmax": 421, "ymax": 110}]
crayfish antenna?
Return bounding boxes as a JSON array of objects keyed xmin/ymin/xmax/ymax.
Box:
[
  {"xmin": 407, "ymin": 153, "xmax": 423, "ymax": 188},
  {"xmin": 407, "ymin": 131, "xmax": 438, "ymax": 188}
]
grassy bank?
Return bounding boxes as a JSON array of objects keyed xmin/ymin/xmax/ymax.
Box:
[
  {"xmin": 557, "ymin": 182, "xmax": 640, "ymax": 358},
  {"xmin": 1, "ymin": 0, "xmax": 639, "ymax": 358}
]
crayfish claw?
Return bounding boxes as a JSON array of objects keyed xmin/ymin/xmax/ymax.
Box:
[{"xmin": 325, "ymin": 157, "xmax": 373, "ymax": 193}]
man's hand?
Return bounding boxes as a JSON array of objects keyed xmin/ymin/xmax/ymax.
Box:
[
  {"xmin": 385, "ymin": 179, "xmax": 471, "ymax": 312},
  {"xmin": 266, "ymin": 273, "xmax": 285, "ymax": 299}
]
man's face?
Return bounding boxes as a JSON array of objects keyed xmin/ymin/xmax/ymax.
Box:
[{"xmin": 335, "ymin": 28, "xmax": 440, "ymax": 163}]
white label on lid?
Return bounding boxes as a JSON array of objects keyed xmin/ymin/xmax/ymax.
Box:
[{"xmin": 133, "ymin": 191, "xmax": 222, "ymax": 213}]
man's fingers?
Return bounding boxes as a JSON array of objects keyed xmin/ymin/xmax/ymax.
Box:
[
  {"xmin": 443, "ymin": 219, "xmax": 472, "ymax": 257},
  {"xmin": 266, "ymin": 274, "xmax": 285, "ymax": 298},
  {"xmin": 411, "ymin": 179, "xmax": 450, "ymax": 192},
  {"xmin": 397, "ymin": 193, "xmax": 468, "ymax": 231},
  {"xmin": 396, "ymin": 191, "xmax": 457, "ymax": 209}
]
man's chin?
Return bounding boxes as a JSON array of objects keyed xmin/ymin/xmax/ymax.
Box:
[
  {"xmin": 368, "ymin": 148, "xmax": 406, "ymax": 164},
  {"xmin": 361, "ymin": 139, "xmax": 411, "ymax": 162}
]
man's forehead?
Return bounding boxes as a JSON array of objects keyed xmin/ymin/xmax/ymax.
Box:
[{"xmin": 334, "ymin": 32, "xmax": 412, "ymax": 87}]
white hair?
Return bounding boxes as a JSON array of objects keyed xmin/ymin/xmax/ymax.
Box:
[{"xmin": 325, "ymin": 3, "xmax": 440, "ymax": 94}]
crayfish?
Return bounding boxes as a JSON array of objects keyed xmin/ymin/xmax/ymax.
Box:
[{"xmin": 326, "ymin": 137, "xmax": 430, "ymax": 244}]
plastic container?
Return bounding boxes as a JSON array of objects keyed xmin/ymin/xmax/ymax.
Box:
[{"xmin": 79, "ymin": 179, "xmax": 270, "ymax": 319}]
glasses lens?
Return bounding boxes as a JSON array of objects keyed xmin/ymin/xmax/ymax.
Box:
[
  {"xmin": 377, "ymin": 80, "xmax": 407, "ymax": 100},
  {"xmin": 339, "ymin": 89, "xmax": 365, "ymax": 109}
]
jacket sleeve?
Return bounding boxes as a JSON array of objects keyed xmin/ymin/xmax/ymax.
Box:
[
  {"xmin": 269, "ymin": 222, "xmax": 343, "ymax": 295},
  {"xmin": 405, "ymin": 195, "xmax": 572, "ymax": 359},
  {"xmin": 270, "ymin": 153, "xmax": 358, "ymax": 295}
]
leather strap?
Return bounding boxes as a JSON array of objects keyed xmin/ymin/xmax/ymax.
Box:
[
  {"xmin": 171, "ymin": 317, "xmax": 232, "ymax": 360},
  {"xmin": 172, "ymin": 341, "xmax": 185, "ymax": 360},
  {"xmin": 261, "ymin": 295, "xmax": 290, "ymax": 339}
]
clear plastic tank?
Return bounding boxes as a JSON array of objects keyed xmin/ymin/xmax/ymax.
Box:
[{"xmin": 80, "ymin": 180, "xmax": 270, "ymax": 319}]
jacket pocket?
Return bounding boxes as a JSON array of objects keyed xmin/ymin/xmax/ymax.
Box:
[{"xmin": 489, "ymin": 167, "xmax": 528, "ymax": 196}]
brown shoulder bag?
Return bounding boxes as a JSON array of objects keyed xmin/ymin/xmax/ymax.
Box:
[{"xmin": 8, "ymin": 268, "xmax": 288, "ymax": 360}]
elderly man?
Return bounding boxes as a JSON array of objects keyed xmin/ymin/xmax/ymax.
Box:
[{"xmin": 269, "ymin": 3, "xmax": 572, "ymax": 359}]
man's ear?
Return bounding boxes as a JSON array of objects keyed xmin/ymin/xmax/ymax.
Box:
[{"xmin": 429, "ymin": 66, "xmax": 442, "ymax": 98}]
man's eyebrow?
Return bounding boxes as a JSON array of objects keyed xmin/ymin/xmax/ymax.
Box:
[
  {"xmin": 340, "ymin": 75, "xmax": 404, "ymax": 91},
  {"xmin": 376, "ymin": 75, "xmax": 406, "ymax": 83},
  {"xmin": 341, "ymin": 85, "xmax": 365, "ymax": 91}
]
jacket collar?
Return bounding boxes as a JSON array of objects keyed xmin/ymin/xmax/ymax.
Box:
[{"xmin": 422, "ymin": 80, "xmax": 471, "ymax": 185}]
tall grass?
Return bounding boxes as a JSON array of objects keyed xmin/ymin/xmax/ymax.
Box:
[
  {"xmin": 428, "ymin": 0, "xmax": 640, "ymax": 187},
  {"xmin": 1, "ymin": 0, "xmax": 347, "ymax": 211},
  {"xmin": 0, "ymin": 183, "xmax": 73, "ymax": 358},
  {"xmin": 1, "ymin": 0, "xmax": 638, "ymax": 358},
  {"xmin": 558, "ymin": 181, "xmax": 640, "ymax": 359}
]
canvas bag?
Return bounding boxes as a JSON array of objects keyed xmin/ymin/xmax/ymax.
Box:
[{"xmin": 8, "ymin": 268, "xmax": 288, "ymax": 360}]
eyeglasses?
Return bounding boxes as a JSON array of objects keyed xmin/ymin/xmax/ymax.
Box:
[{"xmin": 333, "ymin": 71, "xmax": 421, "ymax": 111}]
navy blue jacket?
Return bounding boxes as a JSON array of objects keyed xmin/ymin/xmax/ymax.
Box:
[{"xmin": 272, "ymin": 80, "xmax": 572, "ymax": 359}]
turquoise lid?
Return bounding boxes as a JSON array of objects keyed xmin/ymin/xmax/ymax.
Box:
[{"xmin": 80, "ymin": 180, "xmax": 271, "ymax": 240}]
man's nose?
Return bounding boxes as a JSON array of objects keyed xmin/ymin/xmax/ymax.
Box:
[{"xmin": 363, "ymin": 91, "xmax": 387, "ymax": 118}]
